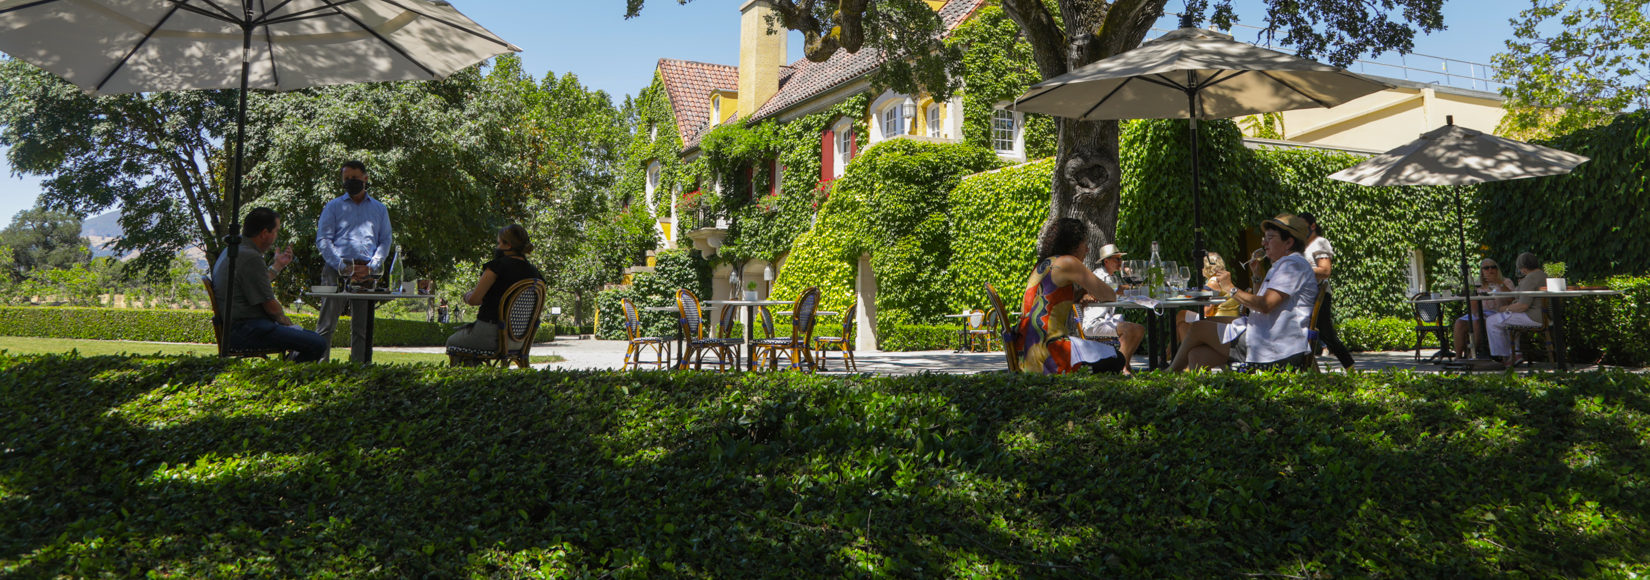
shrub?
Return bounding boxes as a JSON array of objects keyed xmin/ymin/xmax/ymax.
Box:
[
  {"xmin": 879, "ymin": 323, "xmax": 964, "ymax": 352},
  {"xmin": 1563, "ymin": 276, "xmax": 1650, "ymax": 366},
  {"xmin": 2, "ymin": 354, "xmax": 1646, "ymax": 577},
  {"xmin": 0, "ymin": 306, "xmax": 553, "ymax": 347},
  {"xmin": 1339, "ymin": 317, "xmax": 1417, "ymax": 352}
]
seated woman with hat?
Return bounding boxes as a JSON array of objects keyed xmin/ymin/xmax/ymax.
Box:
[
  {"xmin": 1169, "ymin": 214, "xmax": 1320, "ymax": 372},
  {"xmin": 1079, "ymin": 243, "xmax": 1145, "ymax": 374}
]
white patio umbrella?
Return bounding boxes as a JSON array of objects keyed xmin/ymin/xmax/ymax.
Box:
[
  {"xmin": 0, "ymin": 0, "xmax": 519, "ymax": 354},
  {"xmin": 1327, "ymin": 117, "xmax": 1589, "ymax": 339},
  {"xmin": 1013, "ymin": 22, "xmax": 1389, "ymax": 262}
]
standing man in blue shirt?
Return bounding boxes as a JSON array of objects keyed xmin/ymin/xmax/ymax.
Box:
[{"xmin": 316, "ymin": 160, "xmax": 393, "ymax": 359}]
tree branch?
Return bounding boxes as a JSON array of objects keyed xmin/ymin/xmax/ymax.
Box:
[{"xmin": 999, "ymin": 0, "xmax": 1069, "ymax": 79}]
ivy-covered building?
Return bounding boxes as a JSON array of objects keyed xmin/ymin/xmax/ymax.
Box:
[{"xmin": 608, "ymin": 0, "xmax": 1525, "ymax": 352}]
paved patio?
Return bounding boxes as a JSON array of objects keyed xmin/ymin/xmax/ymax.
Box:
[{"xmin": 381, "ymin": 337, "xmax": 1639, "ymax": 374}]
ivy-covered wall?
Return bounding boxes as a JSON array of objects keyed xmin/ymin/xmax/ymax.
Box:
[
  {"xmin": 947, "ymin": 159, "xmax": 1057, "ymax": 313},
  {"xmin": 771, "ymin": 139, "xmax": 1001, "ymax": 325},
  {"xmin": 948, "ymin": 4, "xmax": 1056, "ymax": 159},
  {"xmin": 618, "ymin": 72, "xmax": 689, "ymax": 222},
  {"xmin": 1478, "ymin": 110, "xmax": 1650, "ymax": 280}
]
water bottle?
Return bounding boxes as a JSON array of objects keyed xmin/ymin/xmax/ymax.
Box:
[
  {"xmin": 1147, "ymin": 241, "xmax": 1165, "ymax": 300},
  {"xmin": 388, "ymin": 245, "xmax": 404, "ymax": 292}
]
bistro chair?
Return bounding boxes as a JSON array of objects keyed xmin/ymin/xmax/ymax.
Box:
[
  {"xmin": 620, "ymin": 298, "xmax": 670, "ymax": 370},
  {"xmin": 983, "ymin": 283, "xmax": 1020, "ymax": 373},
  {"xmin": 812, "ymin": 300, "xmax": 859, "ymax": 372},
  {"xmin": 753, "ymin": 305, "xmax": 780, "ymax": 367},
  {"xmin": 962, "ymin": 309, "xmax": 994, "ymax": 352},
  {"xmin": 751, "ymin": 287, "xmax": 822, "ymax": 372},
  {"xmin": 447, "ymin": 279, "xmax": 547, "ymax": 368},
  {"xmin": 677, "ymin": 289, "xmax": 741, "ymax": 371},
  {"xmin": 1409, "ymin": 292, "xmax": 1452, "ymax": 363},
  {"xmin": 1505, "ymin": 298, "xmax": 1556, "ymax": 370},
  {"xmin": 200, "ymin": 276, "xmax": 288, "ymax": 359}
]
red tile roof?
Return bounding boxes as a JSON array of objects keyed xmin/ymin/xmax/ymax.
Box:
[
  {"xmin": 748, "ymin": 0, "xmax": 987, "ymax": 122},
  {"xmin": 656, "ymin": 58, "xmax": 739, "ymax": 148}
]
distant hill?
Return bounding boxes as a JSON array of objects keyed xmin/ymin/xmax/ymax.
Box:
[{"xmin": 81, "ymin": 210, "xmax": 122, "ymax": 238}]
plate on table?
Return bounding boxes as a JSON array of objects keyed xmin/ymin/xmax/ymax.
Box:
[{"xmin": 1180, "ymin": 290, "xmax": 1217, "ymax": 297}]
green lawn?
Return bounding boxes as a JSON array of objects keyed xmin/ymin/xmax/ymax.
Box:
[{"xmin": 0, "ymin": 336, "xmax": 563, "ymax": 366}]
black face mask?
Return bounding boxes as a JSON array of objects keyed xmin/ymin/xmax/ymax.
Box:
[{"xmin": 343, "ymin": 178, "xmax": 367, "ymax": 195}]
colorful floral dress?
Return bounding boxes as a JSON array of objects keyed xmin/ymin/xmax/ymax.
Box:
[{"xmin": 1016, "ymin": 258, "xmax": 1118, "ymax": 374}]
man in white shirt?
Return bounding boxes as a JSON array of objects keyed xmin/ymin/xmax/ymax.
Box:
[
  {"xmin": 1080, "ymin": 244, "xmax": 1145, "ymax": 372},
  {"xmin": 1170, "ymin": 214, "xmax": 1319, "ymax": 372}
]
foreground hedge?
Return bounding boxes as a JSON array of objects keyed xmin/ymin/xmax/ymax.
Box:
[
  {"xmin": 3, "ymin": 354, "xmax": 1646, "ymax": 577},
  {"xmin": 0, "ymin": 306, "xmax": 556, "ymax": 346}
]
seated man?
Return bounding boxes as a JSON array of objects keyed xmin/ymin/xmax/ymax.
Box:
[
  {"xmin": 1484, "ymin": 252, "xmax": 1547, "ymax": 368},
  {"xmin": 212, "ymin": 207, "xmax": 329, "ymax": 362},
  {"xmin": 1170, "ymin": 214, "xmax": 1319, "ymax": 372},
  {"xmin": 1079, "ymin": 243, "xmax": 1145, "ymax": 374}
]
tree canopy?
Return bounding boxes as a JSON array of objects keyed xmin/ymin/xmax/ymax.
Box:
[
  {"xmin": 1493, "ymin": 0, "xmax": 1650, "ymax": 139},
  {"xmin": 1, "ymin": 206, "xmax": 88, "ymax": 282}
]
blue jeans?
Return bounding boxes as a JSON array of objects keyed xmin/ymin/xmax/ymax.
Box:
[{"xmin": 229, "ymin": 318, "xmax": 329, "ymax": 362}]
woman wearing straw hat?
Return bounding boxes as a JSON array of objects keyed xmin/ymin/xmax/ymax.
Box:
[
  {"xmin": 1170, "ymin": 214, "xmax": 1319, "ymax": 372},
  {"xmin": 1079, "ymin": 243, "xmax": 1145, "ymax": 374}
]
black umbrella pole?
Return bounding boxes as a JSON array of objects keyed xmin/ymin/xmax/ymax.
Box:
[
  {"xmin": 1188, "ymin": 111, "xmax": 1206, "ymax": 266},
  {"xmin": 1455, "ymin": 185, "xmax": 1475, "ymax": 356},
  {"xmin": 220, "ymin": 23, "xmax": 252, "ymax": 357}
]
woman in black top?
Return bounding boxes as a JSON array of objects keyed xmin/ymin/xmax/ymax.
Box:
[{"xmin": 445, "ymin": 224, "xmax": 544, "ymax": 362}]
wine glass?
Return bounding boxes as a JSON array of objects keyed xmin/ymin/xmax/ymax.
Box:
[{"xmin": 1179, "ymin": 266, "xmax": 1193, "ymax": 290}]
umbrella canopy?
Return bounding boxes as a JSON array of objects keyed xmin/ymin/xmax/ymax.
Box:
[
  {"xmin": 1013, "ymin": 25, "xmax": 1388, "ymax": 264},
  {"xmin": 1326, "ymin": 123, "xmax": 1591, "ymax": 186},
  {"xmin": 0, "ymin": 0, "xmax": 520, "ymax": 94},
  {"xmin": 1328, "ymin": 118, "xmax": 1589, "ymax": 359},
  {"xmin": 1014, "ymin": 27, "xmax": 1390, "ymax": 121}
]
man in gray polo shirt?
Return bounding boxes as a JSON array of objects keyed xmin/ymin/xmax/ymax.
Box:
[{"xmin": 212, "ymin": 207, "xmax": 328, "ymax": 362}]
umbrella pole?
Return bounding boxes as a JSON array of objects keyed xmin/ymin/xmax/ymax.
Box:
[
  {"xmin": 220, "ymin": 13, "xmax": 253, "ymax": 357},
  {"xmin": 1187, "ymin": 89, "xmax": 1205, "ymax": 266},
  {"xmin": 1454, "ymin": 184, "xmax": 1476, "ymax": 359}
]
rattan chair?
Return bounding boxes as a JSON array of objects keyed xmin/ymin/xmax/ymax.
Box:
[
  {"xmin": 961, "ymin": 309, "xmax": 993, "ymax": 352},
  {"xmin": 447, "ymin": 279, "xmax": 548, "ymax": 368},
  {"xmin": 201, "ymin": 276, "xmax": 287, "ymax": 359},
  {"xmin": 620, "ymin": 298, "xmax": 670, "ymax": 370},
  {"xmin": 983, "ymin": 283, "xmax": 1020, "ymax": 372},
  {"xmin": 677, "ymin": 289, "xmax": 741, "ymax": 371},
  {"xmin": 1410, "ymin": 292, "xmax": 1452, "ymax": 362},
  {"xmin": 812, "ymin": 300, "xmax": 858, "ymax": 372},
  {"xmin": 751, "ymin": 287, "xmax": 822, "ymax": 371}
]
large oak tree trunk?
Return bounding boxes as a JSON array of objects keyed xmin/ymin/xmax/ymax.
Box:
[{"xmin": 1048, "ymin": 117, "xmax": 1122, "ymax": 268}]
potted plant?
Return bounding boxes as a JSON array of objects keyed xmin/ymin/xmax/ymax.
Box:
[
  {"xmin": 744, "ymin": 281, "xmax": 760, "ymax": 301},
  {"xmin": 1545, "ymin": 261, "xmax": 1567, "ymax": 292}
]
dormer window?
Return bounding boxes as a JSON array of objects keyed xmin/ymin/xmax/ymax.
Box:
[{"xmin": 710, "ymin": 95, "xmax": 721, "ymax": 127}]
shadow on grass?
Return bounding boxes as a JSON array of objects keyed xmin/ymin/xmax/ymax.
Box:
[{"xmin": 1, "ymin": 353, "xmax": 1646, "ymax": 576}]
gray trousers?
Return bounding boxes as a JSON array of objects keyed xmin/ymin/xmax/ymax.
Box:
[
  {"xmin": 446, "ymin": 320, "xmax": 501, "ymax": 352},
  {"xmin": 316, "ymin": 265, "xmax": 371, "ymax": 360}
]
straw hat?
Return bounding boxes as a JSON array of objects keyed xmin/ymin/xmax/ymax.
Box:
[
  {"xmin": 1261, "ymin": 214, "xmax": 1312, "ymax": 246},
  {"xmin": 1095, "ymin": 244, "xmax": 1127, "ymax": 260}
]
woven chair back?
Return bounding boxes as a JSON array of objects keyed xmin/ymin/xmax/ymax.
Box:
[
  {"xmin": 717, "ymin": 301, "xmax": 739, "ymax": 338},
  {"xmin": 499, "ymin": 279, "xmax": 546, "ymax": 349},
  {"xmin": 984, "ymin": 283, "xmax": 1020, "ymax": 372},
  {"xmin": 621, "ymin": 298, "xmax": 643, "ymax": 341},
  {"xmin": 676, "ymin": 289, "xmax": 705, "ymax": 338}
]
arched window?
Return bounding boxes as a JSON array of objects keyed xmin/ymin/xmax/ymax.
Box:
[
  {"xmin": 926, "ymin": 103, "xmax": 942, "ymax": 138},
  {"xmin": 833, "ymin": 118, "xmax": 855, "ymax": 177}
]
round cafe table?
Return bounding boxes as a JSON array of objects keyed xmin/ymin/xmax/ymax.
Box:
[{"xmin": 304, "ymin": 289, "xmax": 428, "ymax": 364}]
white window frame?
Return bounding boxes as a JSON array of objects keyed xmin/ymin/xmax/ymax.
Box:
[
  {"xmin": 645, "ymin": 161, "xmax": 661, "ymax": 209},
  {"xmin": 710, "ymin": 95, "xmax": 721, "ymax": 127},
  {"xmin": 926, "ymin": 103, "xmax": 942, "ymax": 138},
  {"xmin": 881, "ymin": 105, "xmax": 903, "ymax": 139},
  {"xmin": 991, "ymin": 108, "xmax": 1025, "ymax": 161},
  {"xmin": 773, "ymin": 160, "xmax": 784, "ymax": 195},
  {"xmin": 833, "ymin": 118, "xmax": 855, "ymax": 177},
  {"xmin": 649, "ymin": 124, "xmax": 658, "ymax": 141}
]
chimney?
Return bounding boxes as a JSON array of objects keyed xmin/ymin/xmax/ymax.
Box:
[{"xmin": 739, "ymin": 0, "xmax": 786, "ymax": 119}]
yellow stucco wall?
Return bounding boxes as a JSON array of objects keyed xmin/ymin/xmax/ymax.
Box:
[{"xmin": 1248, "ymin": 86, "xmax": 1505, "ymax": 151}]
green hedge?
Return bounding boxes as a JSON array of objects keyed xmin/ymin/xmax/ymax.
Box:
[
  {"xmin": 1479, "ymin": 112, "xmax": 1650, "ymax": 281},
  {"xmin": 0, "ymin": 306, "xmax": 555, "ymax": 347},
  {"xmin": 1563, "ymin": 276, "xmax": 1650, "ymax": 366},
  {"xmin": 879, "ymin": 323, "xmax": 965, "ymax": 352},
  {"xmin": 3, "ymin": 354, "xmax": 1647, "ymax": 577},
  {"xmin": 1340, "ymin": 317, "xmax": 1418, "ymax": 352}
]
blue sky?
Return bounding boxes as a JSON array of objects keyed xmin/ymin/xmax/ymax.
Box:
[{"xmin": 0, "ymin": 0, "xmax": 1524, "ymax": 225}]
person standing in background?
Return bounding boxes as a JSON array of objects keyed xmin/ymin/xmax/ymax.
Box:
[
  {"xmin": 1299, "ymin": 212, "xmax": 1354, "ymax": 371},
  {"xmin": 315, "ymin": 160, "xmax": 393, "ymax": 358}
]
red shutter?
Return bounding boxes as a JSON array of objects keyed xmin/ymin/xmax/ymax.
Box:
[
  {"xmin": 850, "ymin": 130, "xmax": 858, "ymax": 159},
  {"xmin": 821, "ymin": 128, "xmax": 835, "ymax": 182}
]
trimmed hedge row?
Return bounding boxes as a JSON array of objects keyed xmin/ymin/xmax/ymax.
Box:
[
  {"xmin": 2, "ymin": 354, "xmax": 1646, "ymax": 577},
  {"xmin": 0, "ymin": 306, "xmax": 557, "ymax": 347}
]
